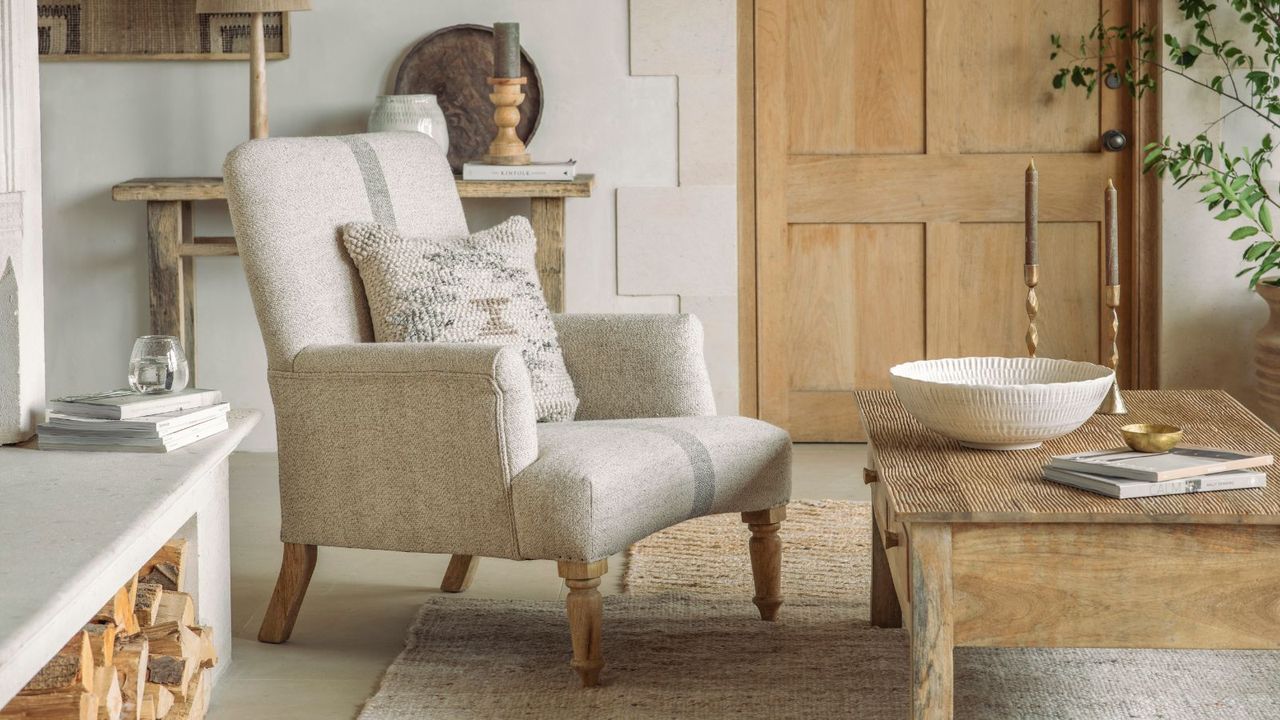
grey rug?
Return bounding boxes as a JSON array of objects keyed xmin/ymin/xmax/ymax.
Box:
[{"xmin": 358, "ymin": 501, "xmax": 1280, "ymax": 719}]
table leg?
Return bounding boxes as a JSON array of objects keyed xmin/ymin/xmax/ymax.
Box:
[
  {"xmin": 871, "ymin": 511, "xmax": 903, "ymax": 628},
  {"xmin": 909, "ymin": 523, "xmax": 953, "ymax": 720},
  {"xmin": 146, "ymin": 200, "xmax": 195, "ymax": 379},
  {"xmin": 530, "ymin": 197, "xmax": 565, "ymax": 313}
]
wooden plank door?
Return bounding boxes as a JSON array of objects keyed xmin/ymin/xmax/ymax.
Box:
[{"xmin": 754, "ymin": 0, "xmax": 1137, "ymax": 441}]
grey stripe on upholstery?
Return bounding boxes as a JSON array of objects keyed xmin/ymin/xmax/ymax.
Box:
[
  {"xmin": 617, "ymin": 422, "xmax": 716, "ymax": 517},
  {"xmin": 340, "ymin": 135, "xmax": 398, "ymax": 226}
]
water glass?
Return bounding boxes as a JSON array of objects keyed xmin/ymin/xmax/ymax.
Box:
[{"xmin": 128, "ymin": 336, "xmax": 190, "ymax": 394}]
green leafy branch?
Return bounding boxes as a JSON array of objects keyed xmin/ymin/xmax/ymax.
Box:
[{"xmin": 1050, "ymin": 0, "xmax": 1280, "ymax": 287}]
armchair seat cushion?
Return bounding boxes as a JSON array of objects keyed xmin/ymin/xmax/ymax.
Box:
[{"xmin": 510, "ymin": 416, "xmax": 791, "ymax": 562}]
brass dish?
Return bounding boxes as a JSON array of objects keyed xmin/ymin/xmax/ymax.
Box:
[{"xmin": 1120, "ymin": 423, "xmax": 1184, "ymax": 453}]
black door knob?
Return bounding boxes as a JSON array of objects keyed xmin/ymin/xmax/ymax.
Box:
[{"xmin": 1102, "ymin": 130, "xmax": 1127, "ymax": 152}]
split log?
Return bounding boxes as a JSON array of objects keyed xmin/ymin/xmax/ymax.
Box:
[
  {"xmin": 164, "ymin": 671, "xmax": 205, "ymax": 720},
  {"xmin": 137, "ymin": 698, "xmax": 157, "ymax": 720},
  {"xmin": 139, "ymin": 540, "xmax": 188, "ymax": 593},
  {"xmin": 0, "ymin": 691, "xmax": 98, "ymax": 720},
  {"xmin": 134, "ymin": 583, "xmax": 164, "ymax": 629},
  {"xmin": 84, "ymin": 623, "xmax": 118, "ymax": 667},
  {"xmin": 94, "ymin": 580, "xmax": 139, "ymax": 636},
  {"xmin": 186, "ymin": 627, "xmax": 216, "ymax": 670},
  {"xmin": 111, "ymin": 636, "xmax": 148, "ymax": 720},
  {"xmin": 92, "ymin": 667, "xmax": 122, "ymax": 720},
  {"xmin": 19, "ymin": 631, "xmax": 92, "ymax": 695},
  {"xmin": 142, "ymin": 685, "xmax": 173, "ymax": 719},
  {"xmin": 155, "ymin": 592, "xmax": 194, "ymax": 628},
  {"xmin": 141, "ymin": 623, "xmax": 198, "ymax": 698}
]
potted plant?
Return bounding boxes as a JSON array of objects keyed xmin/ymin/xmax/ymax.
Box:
[{"xmin": 1050, "ymin": 1, "xmax": 1279, "ymax": 406}]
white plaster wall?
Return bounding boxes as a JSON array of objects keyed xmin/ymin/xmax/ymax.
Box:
[
  {"xmin": 1159, "ymin": 0, "xmax": 1273, "ymax": 416},
  {"xmin": 0, "ymin": 0, "xmax": 45, "ymax": 444},
  {"xmin": 37, "ymin": 1, "xmax": 742, "ymax": 451}
]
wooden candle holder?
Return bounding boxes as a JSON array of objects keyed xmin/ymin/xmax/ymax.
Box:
[
  {"xmin": 484, "ymin": 77, "xmax": 531, "ymax": 166},
  {"xmin": 1025, "ymin": 264, "xmax": 1039, "ymax": 358},
  {"xmin": 1097, "ymin": 284, "xmax": 1128, "ymax": 415}
]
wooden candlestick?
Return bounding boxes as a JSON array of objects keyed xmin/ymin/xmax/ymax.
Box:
[
  {"xmin": 484, "ymin": 77, "xmax": 531, "ymax": 165},
  {"xmin": 1025, "ymin": 264, "xmax": 1039, "ymax": 358},
  {"xmin": 1097, "ymin": 283, "xmax": 1128, "ymax": 414}
]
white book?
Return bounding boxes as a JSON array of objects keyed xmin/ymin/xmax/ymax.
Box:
[
  {"xmin": 1048, "ymin": 446, "xmax": 1273, "ymax": 482},
  {"xmin": 48, "ymin": 388, "xmax": 223, "ymax": 420},
  {"xmin": 1043, "ymin": 466, "xmax": 1267, "ymax": 499},
  {"xmin": 38, "ymin": 415, "xmax": 229, "ymax": 453},
  {"xmin": 462, "ymin": 160, "xmax": 577, "ymax": 181},
  {"xmin": 42, "ymin": 403, "xmax": 230, "ymax": 438}
]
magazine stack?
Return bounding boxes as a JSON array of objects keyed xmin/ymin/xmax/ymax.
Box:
[
  {"xmin": 1042, "ymin": 446, "xmax": 1273, "ymax": 499},
  {"xmin": 38, "ymin": 388, "xmax": 229, "ymax": 453}
]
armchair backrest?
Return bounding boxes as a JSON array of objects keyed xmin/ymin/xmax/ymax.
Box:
[{"xmin": 224, "ymin": 133, "xmax": 467, "ymax": 369}]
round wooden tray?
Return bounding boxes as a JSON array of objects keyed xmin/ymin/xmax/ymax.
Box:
[{"xmin": 393, "ymin": 24, "xmax": 543, "ymax": 174}]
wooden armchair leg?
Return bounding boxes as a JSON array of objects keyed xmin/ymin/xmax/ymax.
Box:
[
  {"xmin": 557, "ymin": 559, "xmax": 608, "ymax": 687},
  {"xmin": 742, "ymin": 505, "xmax": 786, "ymax": 621},
  {"xmin": 258, "ymin": 542, "xmax": 317, "ymax": 644},
  {"xmin": 440, "ymin": 554, "xmax": 480, "ymax": 593}
]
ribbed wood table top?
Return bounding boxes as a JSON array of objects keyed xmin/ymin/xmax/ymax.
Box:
[{"xmin": 857, "ymin": 389, "xmax": 1280, "ymax": 524}]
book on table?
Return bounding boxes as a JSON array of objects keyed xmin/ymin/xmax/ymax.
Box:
[
  {"xmin": 1043, "ymin": 466, "xmax": 1267, "ymax": 499},
  {"xmin": 1048, "ymin": 446, "xmax": 1273, "ymax": 482},
  {"xmin": 461, "ymin": 160, "xmax": 577, "ymax": 181},
  {"xmin": 39, "ymin": 390, "xmax": 229, "ymax": 452},
  {"xmin": 48, "ymin": 387, "xmax": 223, "ymax": 420}
]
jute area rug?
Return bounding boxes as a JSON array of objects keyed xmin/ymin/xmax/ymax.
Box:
[{"xmin": 358, "ymin": 500, "xmax": 1280, "ymax": 719}]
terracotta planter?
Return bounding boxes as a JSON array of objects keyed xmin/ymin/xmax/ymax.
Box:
[{"xmin": 1256, "ymin": 282, "xmax": 1280, "ymax": 417}]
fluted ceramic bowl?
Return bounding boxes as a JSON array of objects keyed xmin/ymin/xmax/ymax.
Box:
[{"xmin": 889, "ymin": 357, "xmax": 1115, "ymax": 450}]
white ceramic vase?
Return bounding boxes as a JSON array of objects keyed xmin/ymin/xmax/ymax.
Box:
[{"xmin": 367, "ymin": 94, "xmax": 450, "ymax": 156}]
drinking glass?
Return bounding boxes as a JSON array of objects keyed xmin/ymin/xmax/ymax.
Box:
[{"xmin": 128, "ymin": 336, "xmax": 189, "ymax": 394}]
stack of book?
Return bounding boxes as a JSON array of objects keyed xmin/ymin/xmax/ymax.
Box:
[
  {"xmin": 39, "ymin": 388, "xmax": 229, "ymax": 453},
  {"xmin": 1043, "ymin": 446, "xmax": 1273, "ymax": 498}
]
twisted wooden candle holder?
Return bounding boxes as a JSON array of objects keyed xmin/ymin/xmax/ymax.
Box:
[
  {"xmin": 1097, "ymin": 283, "xmax": 1128, "ymax": 414},
  {"xmin": 1025, "ymin": 264, "xmax": 1039, "ymax": 358}
]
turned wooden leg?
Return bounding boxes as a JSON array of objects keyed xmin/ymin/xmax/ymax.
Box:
[
  {"xmin": 909, "ymin": 524, "xmax": 954, "ymax": 720},
  {"xmin": 440, "ymin": 554, "xmax": 480, "ymax": 593},
  {"xmin": 742, "ymin": 505, "xmax": 786, "ymax": 621},
  {"xmin": 871, "ymin": 511, "xmax": 904, "ymax": 628},
  {"xmin": 557, "ymin": 559, "xmax": 607, "ymax": 687},
  {"xmin": 258, "ymin": 542, "xmax": 317, "ymax": 644}
]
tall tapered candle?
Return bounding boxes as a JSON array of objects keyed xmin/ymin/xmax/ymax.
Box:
[
  {"xmin": 1105, "ymin": 178, "xmax": 1119, "ymax": 286},
  {"xmin": 493, "ymin": 22, "xmax": 520, "ymax": 79},
  {"xmin": 1025, "ymin": 159, "xmax": 1038, "ymax": 266}
]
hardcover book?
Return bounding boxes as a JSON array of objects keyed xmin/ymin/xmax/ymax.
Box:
[
  {"xmin": 1043, "ymin": 466, "xmax": 1268, "ymax": 499},
  {"xmin": 462, "ymin": 160, "xmax": 577, "ymax": 181},
  {"xmin": 1048, "ymin": 446, "xmax": 1273, "ymax": 482}
]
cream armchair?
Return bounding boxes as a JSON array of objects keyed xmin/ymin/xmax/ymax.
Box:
[{"xmin": 224, "ymin": 133, "xmax": 791, "ymax": 686}]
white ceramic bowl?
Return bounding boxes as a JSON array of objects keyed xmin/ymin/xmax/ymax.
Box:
[{"xmin": 889, "ymin": 357, "xmax": 1115, "ymax": 450}]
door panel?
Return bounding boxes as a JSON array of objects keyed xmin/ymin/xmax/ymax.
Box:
[
  {"xmin": 786, "ymin": 0, "xmax": 925, "ymax": 154},
  {"xmin": 756, "ymin": 0, "xmax": 1135, "ymax": 441}
]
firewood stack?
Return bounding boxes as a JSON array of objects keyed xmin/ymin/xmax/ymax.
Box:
[{"xmin": 1, "ymin": 539, "xmax": 217, "ymax": 720}]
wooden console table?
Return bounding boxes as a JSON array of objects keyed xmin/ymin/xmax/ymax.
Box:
[{"xmin": 112, "ymin": 176, "xmax": 593, "ymax": 379}]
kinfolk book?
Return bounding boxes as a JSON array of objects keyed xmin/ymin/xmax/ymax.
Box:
[
  {"xmin": 1048, "ymin": 446, "xmax": 1273, "ymax": 482},
  {"xmin": 1043, "ymin": 466, "xmax": 1268, "ymax": 499},
  {"xmin": 462, "ymin": 160, "xmax": 577, "ymax": 181}
]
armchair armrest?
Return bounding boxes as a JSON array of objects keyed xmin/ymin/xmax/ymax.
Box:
[
  {"xmin": 268, "ymin": 342, "xmax": 538, "ymax": 558},
  {"xmin": 553, "ymin": 313, "xmax": 716, "ymax": 420}
]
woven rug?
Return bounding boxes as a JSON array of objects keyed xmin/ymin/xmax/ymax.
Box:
[{"xmin": 358, "ymin": 500, "xmax": 1280, "ymax": 719}]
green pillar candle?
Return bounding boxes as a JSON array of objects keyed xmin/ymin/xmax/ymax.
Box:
[
  {"xmin": 1025, "ymin": 159, "xmax": 1038, "ymax": 266},
  {"xmin": 493, "ymin": 22, "xmax": 521, "ymax": 78}
]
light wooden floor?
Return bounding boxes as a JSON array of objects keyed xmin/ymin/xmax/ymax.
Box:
[{"xmin": 208, "ymin": 444, "xmax": 870, "ymax": 720}]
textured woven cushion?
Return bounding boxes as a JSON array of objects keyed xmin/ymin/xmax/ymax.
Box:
[
  {"xmin": 510, "ymin": 416, "xmax": 792, "ymax": 561},
  {"xmin": 342, "ymin": 216, "xmax": 579, "ymax": 422}
]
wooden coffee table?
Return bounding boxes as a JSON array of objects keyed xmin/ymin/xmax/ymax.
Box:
[{"xmin": 857, "ymin": 389, "xmax": 1280, "ymax": 720}]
